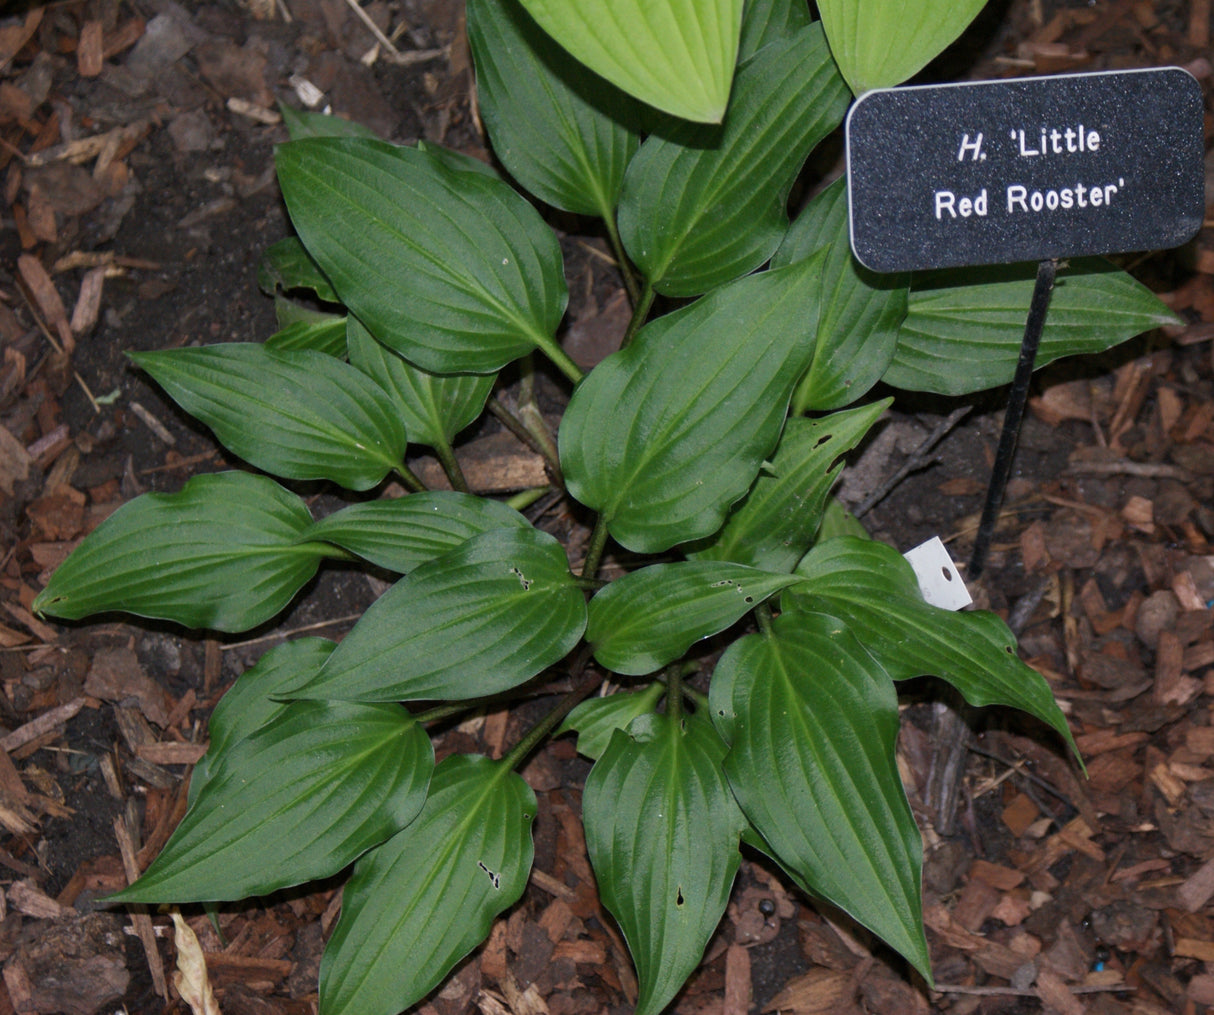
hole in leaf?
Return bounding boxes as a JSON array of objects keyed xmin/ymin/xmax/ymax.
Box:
[
  {"xmin": 508, "ymin": 566, "xmax": 532, "ymax": 591},
  {"xmin": 676, "ymin": 886, "xmax": 685, "ymax": 908},
  {"xmin": 478, "ymin": 861, "xmax": 502, "ymax": 890},
  {"xmin": 814, "ymin": 435, "xmax": 832, "ymax": 449},
  {"xmin": 744, "ymin": 595, "xmax": 754, "ymax": 603}
]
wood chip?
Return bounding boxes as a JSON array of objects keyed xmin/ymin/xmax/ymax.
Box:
[
  {"xmin": 113, "ymin": 813, "xmax": 168, "ymax": 998},
  {"xmin": 723, "ymin": 943, "xmax": 751, "ymax": 1015},
  {"xmin": 136, "ymin": 741, "xmax": 208, "ymax": 765},
  {"xmin": 77, "ymin": 20, "xmax": 104, "ymax": 76},
  {"xmin": 7, "ymin": 878, "xmax": 63, "ymax": 918},
  {"xmin": 17, "ymin": 252, "xmax": 73, "ymax": 353},
  {"xmin": 1036, "ymin": 968, "xmax": 1087, "ymax": 1015},
  {"xmin": 0, "ymin": 697, "xmax": 87, "ymax": 752},
  {"xmin": 1178, "ymin": 856, "xmax": 1214, "ymax": 912}
]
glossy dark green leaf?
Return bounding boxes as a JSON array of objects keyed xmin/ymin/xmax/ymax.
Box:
[
  {"xmin": 265, "ymin": 300, "xmax": 348, "ymax": 357},
  {"xmin": 617, "ymin": 23, "xmax": 848, "ymax": 296},
  {"xmin": 346, "ymin": 316, "xmax": 494, "ymax": 453},
  {"xmin": 738, "ymin": 0, "xmax": 812, "ymax": 61},
  {"xmin": 112, "ymin": 700, "xmax": 432, "ymax": 902},
  {"xmin": 560, "ymin": 258, "xmax": 822, "ymax": 553},
  {"xmin": 276, "ymin": 138, "xmax": 576, "ymax": 379},
  {"xmin": 190, "ymin": 638, "xmax": 336, "ymax": 802},
  {"xmin": 306, "ymin": 492, "xmax": 531, "ymax": 574},
  {"xmin": 885, "ymin": 259, "xmax": 1181, "ymax": 395},
  {"xmin": 584, "ymin": 711, "xmax": 745, "ymax": 1015},
  {"xmin": 514, "ymin": 0, "xmax": 743, "ymax": 123},
  {"xmin": 279, "ymin": 104, "xmax": 380, "ymax": 141},
  {"xmin": 788, "ymin": 537, "xmax": 1078, "ymax": 758},
  {"xmin": 467, "ymin": 0, "xmax": 642, "ymax": 219},
  {"xmin": 710, "ymin": 611, "xmax": 930, "ymax": 977},
  {"xmin": 557, "ymin": 683, "xmax": 665, "ymax": 760},
  {"xmin": 588, "ymin": 562, "xmax": 799, "ymax": 675},
  {"xmin": 288, "ymin": 527, "xmax": 586, "ymax": 702},
  {"xmin": 33, "ymin": 472, "xmax": 323, "ymax": 632},
  {"xmin": 817, "ymin": 0, "xmax": 987, "ymax": 94},
  {"xmin": 130, "ymin": 344, "xmax": 407, "ymax": 490},
  {"xmin": 321, "ymin": 754, "xmax": 535, "ymax": 1015},
  {"xmin": 772, "ymin": 178, "xmax": 908, "ymax": 411},
  {"xmin": 688, "ymin": 400, "xmax": 889, "ymax": 572},
  {"xmin": 258, "ymin": 236, "xmax": 339, "ymax": 303}
]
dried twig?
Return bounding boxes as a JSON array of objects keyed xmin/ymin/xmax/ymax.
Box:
[
  {"xmin": 855, "ymin": 407, "xmax": 971, "ymax": 517},
  {"xmin": 113, "ymin": 813, "xmax": 169, "ymax": 998}
]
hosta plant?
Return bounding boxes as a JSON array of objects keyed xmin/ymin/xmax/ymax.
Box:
[{"xmin": 35, "ymin": 0, "xmax": 1176, "ymax": 1011}]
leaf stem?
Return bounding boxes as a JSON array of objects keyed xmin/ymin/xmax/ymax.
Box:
[
  {"xmin": 755, "ymin": 602, "xmax": 775, "ymax": 637},
  {"xmin": 395, "ymin": 462, "xmax": 428, "ymax": 493},
  {"xmin": 620, "ymin": 281, "xmax": 654, "ymax": 349},
  {"xmin": 506, "ymin": 486, "xmax": 551, "ymax": 512},
  {"xmin": 603, "ymin": 212, "xmax": 640, "ymax": 306},
  {"xmin": 414, "ymin": 701, "xmax": 474, "ymax": 725},
  {"xmin": 433, "ymin": 440, "xmax": 470, "ymax": 493},
  {"xmin": 665, "ymin": 664, "xmax": 683, "ymax": 724},
  {"xmin": 487, "ymin": 395, "xmax": 564, "ymax": 487},
  {"xmin": 500, "ymin": 649, "xmax": 601, "ymax": 772},
  {"xmin": 533, "ymin": 332, "xmax": 584, "ymax": 386},
  {"xmin": 580, "ymin": 514, "xmax": 610, "ymax": 580}
]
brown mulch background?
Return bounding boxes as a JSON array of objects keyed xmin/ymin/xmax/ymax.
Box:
[{"xmin": 1, "ymin": 0, "xmax": 1214, "ymax": 1012}]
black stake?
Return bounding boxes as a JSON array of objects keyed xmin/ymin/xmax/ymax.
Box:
[{"xmin": 968, "ymin": 257, "xmax": 1058, "ymax": 580}]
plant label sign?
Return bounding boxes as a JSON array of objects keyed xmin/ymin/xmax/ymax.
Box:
[{"xmin": 846, "ymin": 68, "xmax": 1205, "ymax": 273}]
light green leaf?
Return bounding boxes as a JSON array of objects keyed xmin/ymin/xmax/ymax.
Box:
[
  {"xmin": 885, "ymin": 259, "xmax": 1182, "ymax": 395},
  {"xmin": 33, "ymin": 472, "xmax": 323, "ymax": 633},
  {"xmin": 788, "ymin": 537, "xmax": 1077, "ymax": 757},
  {"xmin": 772, "ymin": 179, "xmax": 908, "ymax": 411},
  {"xmin": 346, "ymin": 316, "xmax": 494, "ymax": 453},
  {"xmin": 276, "ymin": 138, "xmax": 574, "ymax": 379},
  {"xmin": 190, "ymin": 638, "xmax": 336, "ymax": 802},
  {"xmin": 265, "ymin": 300, "xmax": 348, "ymax": 357},
  {"xmin": 584, "ymin": 711, "xmax": 745, "ymax": 1015},
  {"xmin": 738, "ymin": 0, "xmax": 812, "ymax": 61},
  {"xmin": 130, "ymin": 344, "xmax": 407, "ymax": 491},
  {"xmin": 279, "ymin": 104, "xmax": 380, "ymax": 141},
  {"xmin": 111, "ymin": 700, "xmax": 432, "ymax": 903},
  {"xmin": 817, "ymin": 497, "xmax": 870, "ymax": 543},
  {"xmin": 817, "ymin": 0, "xmax": 988, "ymax": 94},
  {"xmin": 467, "ymin": 0, "xmax": 642, "ymax": 219},
  {"xmin": 688, "ymin": 400, "xmax": 890, "ymax": 572},
  {"xmin": 288, "ymin": 527, "xmax": 586, "ymax": 702},
  {"xmin": 710, "ymin": 611, "xmax": 930, "ymax": 977},
  {"xmin": 321, "ymin": 754, "xmax": 535, "ymax": 1015},
  {"xmin": 557, "ymin": 683, "xmax": 665, "ymax": 760},
  {"xmin": 306, "ymin": 492, "xmax": 531, "ymax": 574},
  {"xmin": 588, "ymin": 562, "xmax": 799, "ymax": 675},
  {"xmin": 617, "ymin": 23, "xmax": 848, "ymax": 296},
  {"xmin": 560, "ymin": 257, "xmax": 823, "ymax": 553},
  {"xmin": 514, "ymin": 0, "xmax": 743, "ymax": 123},
  {"xmin": 258, "ymin": 236, "xmax": 338, "ymax": 303}
]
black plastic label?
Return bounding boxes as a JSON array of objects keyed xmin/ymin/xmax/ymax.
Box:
[{"xmin": 846, "ymin": 68, "xmax": 1205, "ymax": 273}]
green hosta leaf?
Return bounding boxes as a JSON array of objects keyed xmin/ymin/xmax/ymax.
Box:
[
  {"xmin": 276, "ymin": 138, "xmax": 573, "ymax": 379},
  {"xmin": 738, "ymin": 0, "xmax": 812, "ymax": 61},
  {"xmin": 557, "ymin": 683, "xmax": 665, "ymax": 760},
  {"xmin": 688, "ymin": 400, "xmax": 890, "ymax": 572},
  {"xmin": 467, "ymin": 0, "xmax": 642, "ymax": 219},
  {"xmin": 190, "ymin": 638, "xmax": 336, "ymax": 802},
  {"xmin": 265, "ymin": 301, "xmax": 348, "ymax": 357},
  {"xmin": 112, "ymin": 700, "xmax": 432, "ymax": 903},
  {"xmin": 279, "ymin": 104, "xmax": 380, "ymax": 141},
  {"xmin": 772, "ymin": 179, "xmax": 908, "ymax": 411},
  {"xmin": 258, "ymin": 236, "xmax": 338, "ymax": 303},
  {"xmin": 33, "ymin": 472, "xmax": 322, "ymax": 632},
  {"xmin": 588, "ymin": 562, "xmax": 799, "ymax": 675},
  {"xmin": 289, "ymin": 527, "xmax": 586, "ymax": 702},
  {"xmin": 130, "ymin": 345, "xmax": 407, "ymax": 491},
  {"xmin": 817, "ymin": 497, "xmax": 871, "ymax": 542},
  {"xmin": 710, "ymin": 611, "xmax": 929, "ymax": 977},
  {"xmin": 306, "ymin": 492, "xmax": 531, "ymax": 574},
  {"xmin": 321, "ymin": 754, "xmax": 535, "ymax": 1015},
  {"xmin": 817, "ymin": 0, "xmax": 988, "ymax": 95},
  {"xmin": 584, "ymin": 711, "xmax": 745, "ymax": 1015},
  {"xmin": 416, "ymin": 140, "xmax": 502, "ymax": 179},
  {"xmin": 788, "ymin": 537, "xmax": 1077, "ymax": 757},
  {"xmin": 346, "ymin": 316, "xmax": 494, "ymax": 453},
  {"xmin": 514, "ymin": 0, "xmax": 743, "ymax": 123},
  {"xmin": 885, "ymin": 259, "xmax": 1181, "ymax": 395},
  {"xmin": 617, "ymin": 23, "xmax": 848, "ymax": 296},
  {"xmin": 560, "ymin": 258, "xmax": 823, "ymax": 553}
]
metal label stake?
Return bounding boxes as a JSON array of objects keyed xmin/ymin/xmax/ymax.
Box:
[{"xmin": 967, "ymin": 257, "xmax": 1057, "ymax": 579}]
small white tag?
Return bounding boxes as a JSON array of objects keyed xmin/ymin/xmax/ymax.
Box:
[{"xmin": 903, "ymin": 536, "xmax": 972, "ymax": 611}]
